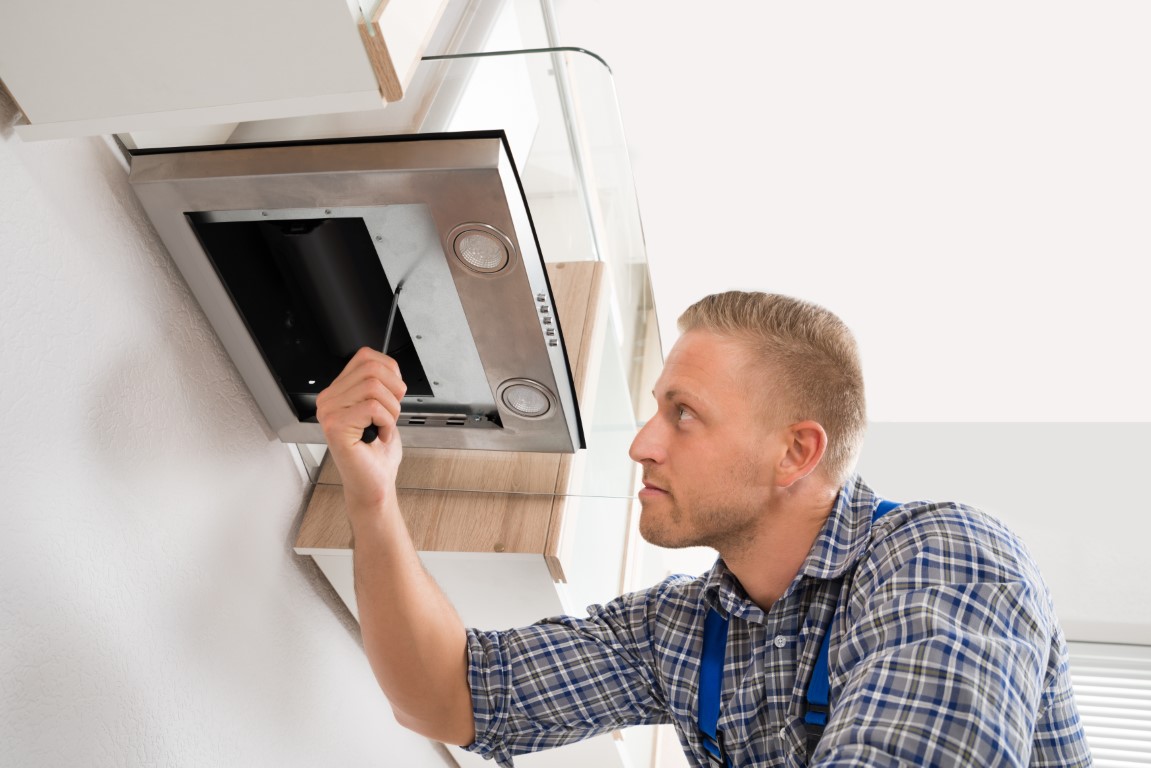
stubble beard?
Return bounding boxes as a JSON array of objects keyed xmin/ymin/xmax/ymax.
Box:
[
  {"xmin": 637, "ymin": 496, "xmax": 690, "ymax": 549},
  {"xmin": 638, "ymin": 494, "xmax": 760, "ymax": 555},
  {"xmin": 639, "ymin": 457, "xmax": 767, "ymax": 556}
]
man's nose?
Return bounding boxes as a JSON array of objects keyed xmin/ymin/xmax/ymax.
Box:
[{"xmin": 629, "ymin": 416, "xmax": 664, "ymax": 464}]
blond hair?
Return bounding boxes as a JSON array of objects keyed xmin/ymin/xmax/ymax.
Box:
[{"xmin": 678, "ymin": 292, "xmax": 866, "ymax": 484}]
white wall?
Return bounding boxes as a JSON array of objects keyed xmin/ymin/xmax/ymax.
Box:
[
  {"xmin": 0, "ymin": 87, "xmax": 453, "ymax": 767},
  {"xmin": 857, "ymin": 423, "xmax": 1151, "ymax": 645},
  {"xmin": 553, "ymin": 1, "xmax": 1151, "ymax": 424},
  {"xmin": 554, "ymin": 1, "xmax": 1151, "ymax": 645}
]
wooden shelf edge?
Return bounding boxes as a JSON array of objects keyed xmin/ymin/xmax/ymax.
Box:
[
  {"xmin": 296, "ymin": 484, "xmax": 559, "ymax": 556},
  {"xmin": 357, "ymin": 21, "xmax": 404, "ymax": 102},
  {"xmin": 356, "ymin": 0, "xmax": 451, "ymax": 103}
]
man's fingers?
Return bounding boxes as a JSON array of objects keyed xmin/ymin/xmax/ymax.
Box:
[
  {"xmin": 317, "ymin": 378, "xmax": 403, "ymax": 426},
  {"xmin": 349, "ymin": 346, "xmax": 402, "ymax": 378},
  {"xmin": 316, "ymin": 349, "xmax": 407, "ymax": 445},
  {"xmin": 319, "ymin": 350, "xmax": 403, "ymax": 404},
  {"xmin": 342, "ymin": 399, "xmax": 397, "ymax": 442}
]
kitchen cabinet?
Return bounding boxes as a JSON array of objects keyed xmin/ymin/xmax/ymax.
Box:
[
  {"xmin": 294, "ymin": 259, "xmax": 652, "ymax": 766},
  {"xmin": 0, "ymin": 0, "xmax": 448, "ymax": 143}
]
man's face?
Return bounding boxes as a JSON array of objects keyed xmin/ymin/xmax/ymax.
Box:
[{"xmin": 629, "ymin": 330, "xmax": 786, "ymax": 552}]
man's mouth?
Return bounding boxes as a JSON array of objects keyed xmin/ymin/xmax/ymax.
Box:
[{"xmin": 639, "ymin": 478, "xmax": 669, "ymax": 497}]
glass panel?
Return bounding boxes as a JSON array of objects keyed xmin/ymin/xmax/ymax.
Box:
[
  {"xmin": 415, "ymin": 48, "xmax": 661, "ymax": 420},
  {"xmin": 455, "ymin": 50, "xmax": 658, "ymax": 499},
  {"xmin": 561, "ymin": 51, "xmax": 664, "ymax": 420}
]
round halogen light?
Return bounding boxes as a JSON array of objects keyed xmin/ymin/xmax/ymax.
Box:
[
  {"xmin": 450, "ymin": 224, "xmax": 512, "ymax": 273},
  {"xmin": 500, "ymin": 380, "xmax": 553, "ymax": 418}
]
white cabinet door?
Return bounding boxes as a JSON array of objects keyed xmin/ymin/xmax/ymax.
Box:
[{"xmin": 0, "ymin": 0, "xmax": 446, "ymax": 141}]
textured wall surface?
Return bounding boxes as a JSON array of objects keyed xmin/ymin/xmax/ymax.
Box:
[{"xmin": 0, "ymin": 85, "xmax": 453, "ymax": 767}]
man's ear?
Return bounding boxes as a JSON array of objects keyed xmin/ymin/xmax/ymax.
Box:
[{"xmin": 776, "ymin": 420, "xmax": 827, "ymax": 488}]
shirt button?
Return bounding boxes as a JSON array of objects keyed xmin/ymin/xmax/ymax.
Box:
[
  {"xmin": 773, "ymin": 635, "xmax": 787, "ymax": 648},
  {"xmin": 779, "ymin": 727, "xmax": 787, "ymax": 740}
]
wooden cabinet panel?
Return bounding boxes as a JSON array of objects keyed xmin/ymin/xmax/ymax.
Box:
[{"xmin": 299, "ymin": 484, "xmax": 556, "ymax": 556}]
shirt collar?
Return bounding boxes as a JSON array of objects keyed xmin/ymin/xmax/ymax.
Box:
[
  {"xmin": 700, "ymin": 475, "xmax": 883, "ymax": 618},
  {"xmin": 798, "ymin": 474, "xmax": 881, "ymax": 581},
  {"xmin": 701, "ymin": 556, "xmax": 767, "ymax": 622}
]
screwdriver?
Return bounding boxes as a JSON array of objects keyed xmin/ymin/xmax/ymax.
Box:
[{"xmin": 361, "ymin": 281, "xmax": 403, "ymax": 444}]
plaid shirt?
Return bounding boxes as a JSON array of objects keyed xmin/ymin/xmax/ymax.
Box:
[{"xmin": 464, "ymin": 476, "xmax": 1092, "ymax": 767}]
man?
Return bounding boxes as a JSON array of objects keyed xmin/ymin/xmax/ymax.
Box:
[{"xmin": 316, "ymin": 291, "xmax": 1091, "ymax": 766}]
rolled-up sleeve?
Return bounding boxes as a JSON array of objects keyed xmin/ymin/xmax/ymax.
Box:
[{"xmin": 463, "ymin": 593, "xmax": 672, "ymax": 766}]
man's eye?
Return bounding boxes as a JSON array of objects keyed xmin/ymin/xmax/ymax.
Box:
[{"xmin": 677, "ymin": 406, "xmax": 693, "ymax": 421}]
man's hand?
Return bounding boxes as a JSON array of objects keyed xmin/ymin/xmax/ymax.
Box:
[{"xmin": 315, "ymin": 347, "xmax": 407, "ymax": 516}]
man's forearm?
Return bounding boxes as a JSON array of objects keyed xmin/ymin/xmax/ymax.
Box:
[
  {"xmin": 350, "ymin": 496, "xmax": 476, "ymax": 746},
  {"xmin": 314, "ymin": 348, "xmax": 475, "ymax": 745}
]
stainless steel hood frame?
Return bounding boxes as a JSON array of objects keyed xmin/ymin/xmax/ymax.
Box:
[{"xmin": 128, "ymin": 132, "xmax": 584, "ymax": 452}]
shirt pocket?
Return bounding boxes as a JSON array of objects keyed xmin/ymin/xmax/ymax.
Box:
[{"xmin": 780, "ymin": 717, "xmax": 810, "ymax": 768}]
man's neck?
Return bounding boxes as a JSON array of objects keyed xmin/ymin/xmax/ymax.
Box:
[{"xmin": 721, "ymin": 484, "xmax": 840, "ymax": 611}]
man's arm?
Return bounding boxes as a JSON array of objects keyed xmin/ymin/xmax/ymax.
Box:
[
  {"xmin": 315, "ymin": 347, "xmax": 475, "ymax": 746},
  {"xmin": 465, "ymin": 592, "xmax": 674, "ymax": 763}
]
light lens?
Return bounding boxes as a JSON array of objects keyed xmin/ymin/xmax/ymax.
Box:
[
  {"xmin": 454, "ymin": 229, "xmax": 509, "ymax": 272},
  {"xmin": 501, "ymin": 382, "xmax": 552, "ymax": 417}
]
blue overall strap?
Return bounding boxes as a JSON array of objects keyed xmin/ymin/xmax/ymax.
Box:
[
  {"xmin": 803, "ymin": 499, "xmax": 901, "ymax": 739},
  {"xmin": 699, "ymin": 607, "xmax": 731, "ymax": 767}
]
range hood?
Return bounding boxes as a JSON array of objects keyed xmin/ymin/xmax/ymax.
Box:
[{"xmin": 128, "ymin": 131, "xmax": 584, "ymax": 453}]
